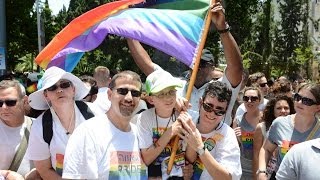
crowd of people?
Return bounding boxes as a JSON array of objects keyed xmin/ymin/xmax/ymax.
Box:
[{"xmin": 1, "ymin": 1, "xmax": 320, "ymax": 180}]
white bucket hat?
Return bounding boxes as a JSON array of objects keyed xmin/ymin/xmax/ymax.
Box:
[{"xmin": 28, "ymin": 66, "xmax": 89, "ymax": 110}]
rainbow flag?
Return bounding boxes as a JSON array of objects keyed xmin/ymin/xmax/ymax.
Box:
[{"xmin": 35, "ymin": 0, "xmax": 211, "ymax": 72}]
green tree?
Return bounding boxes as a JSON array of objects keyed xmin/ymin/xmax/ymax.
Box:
[{"xmin": 6, "ymin": 0, "xmax": 37, "ymax": 71}]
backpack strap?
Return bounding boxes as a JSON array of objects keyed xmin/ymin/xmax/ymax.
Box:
[
  {"xmin": 75, "ymin": 101, "xmax": 94, "ymax": 120},
  {"xmin": 9, "ymin": 117, "xmax": 32, "ymax": 171},
  {"xmin": 42, "ymin": 101, "xmax": 94, "ymax": 145},
  {"xmin": 42, "ymin": 110, "xmax": 53, "ymax": 145}
]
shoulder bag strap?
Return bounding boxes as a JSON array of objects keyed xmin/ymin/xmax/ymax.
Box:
[
  {"xmin": 8, "ymin": 117, "xmax": 32, "ymax": 171},
  {"xmin": 306, "ymin": 119, "xmax": 320, "ymax": 141}
]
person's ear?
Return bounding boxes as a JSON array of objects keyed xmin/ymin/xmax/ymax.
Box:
[
  {"xmin": 107, "ymin": 88, "xmax": 112, "ymax": 100},
  {"xmin": 199, "ymin": 97, "xmax": 203, "ymax": 109}
]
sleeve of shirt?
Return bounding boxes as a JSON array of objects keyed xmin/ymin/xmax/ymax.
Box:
[
  {"xmin": 267, "ymin": 118, "xmax": 282, "ymax": 145},
  {"xmin": 26, "ymin": 114, "xmax": 51, "ymax": 161},
  {"xmin": 62, "ymin": 122, "xmax": 99, "ymax": 179},
  {"xmin": 214, "ymin": 126, "xmax": 242, "ymax": 180},
  {"xmin": 136, "ymin": 112, "xmax": 154, "ymax": 149},
  {"xmin": 275, "ymin": 144, "xmax": 299, "ymax": 180}
]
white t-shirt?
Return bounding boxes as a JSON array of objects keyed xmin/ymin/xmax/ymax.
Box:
[
  {"xmin": 177, "ymin": 72, "xmax": 241, "ymax": 126},
  {"xmin": 27, "ymin": 102, "xmax": 100, "ymax": 176},
  {"xmin": 136, "ymin": 108, "xmax": 184, "ymax": 178},
  {"xmin": 0, "ymin": 117, "xmax": 33, "ymax": 176},
  {"xmin": 235, "ymin": 98, "xmax": 269, "ymax": 118},
  {"xmin": 62, "ymin": 114, "xmax": 148, "ymax": 179},
  {"xmin": 92, "ymin": 87, "xmax": 111, "ymax": 114},
  {"xmin": 192, "ymin": 123, "xmax": 242, "ymax": 180}
]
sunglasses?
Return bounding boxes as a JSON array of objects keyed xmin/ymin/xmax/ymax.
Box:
[
  {"xmin": 243, "ymin": 96, "xmax": 259, "ymax": 102},
  {"xmin": 293, "ymin": 93, "xmax": 317, "ymax": 106},
  {"xmin": 0, "ymin": 99, "xmax": 18, "ymax": 107},
  {"xmin": 259, "ymin": 83, "xmax": 268, "ymax": 88},
  {"xmin": 153, "ymin": 89, "xmax": 177, "ymax": 99},
  {"xmin": 47, "ymin": 81, "xmax": 72, "ymax": 91},
  {"xmin": 116, "ymin": 88, "xmax": 141, "ymax": 97},
  {"xmin": 202, "ymin": 102, "xmax": 226, "ymax": 116},
  {"xmin": 199, "ymin": 61, "xmax": 214, "ymax": 68}
]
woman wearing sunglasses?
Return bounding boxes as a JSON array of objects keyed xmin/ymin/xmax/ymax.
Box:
[
  {"xmin": 232, "ymin": 86, "xmax": 263, "ymax": 180},
  {"xmin": 258, "ymin": 83, "xmax": 320, "ymax": 180},
  {"xmin": 179, "ymin": 81, "xmax": 241, "ymax": 180},
  {"xmin": 253, "ymin": 95, "xmax": 295, "ymax": 180},
  {"xmin": 26, "ymin": 67, "xmax": 100, "ymax": 180}
]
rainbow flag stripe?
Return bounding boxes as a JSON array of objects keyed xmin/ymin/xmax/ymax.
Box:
[{"xmin": 35, "ymin": 0, "xmax": 210, "ymax": 72}]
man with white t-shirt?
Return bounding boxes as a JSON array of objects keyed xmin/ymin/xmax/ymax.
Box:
[
  {"xmin": 63, "ymin": 71, "xmax": 147, "ymax": 179},
  {"xmin": 0, "ymin": 80, "xmax": 33, "ymax": 178}
]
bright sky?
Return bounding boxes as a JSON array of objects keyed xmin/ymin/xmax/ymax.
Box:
[{"xmin": 48, "ymin": 0, "xmax": 70, "ymax": 15}]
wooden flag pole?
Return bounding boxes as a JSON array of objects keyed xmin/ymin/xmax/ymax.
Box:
[{"xmin": 167, "ymin": 0, "xmax": 215, "ymax": 175}]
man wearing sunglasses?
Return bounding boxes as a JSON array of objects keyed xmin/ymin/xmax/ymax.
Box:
[
  {"xmin": 63, "ymin": 71, "xmax": 148, "ymax": 179},
  {"xmin": 179, "ymin": 81, "xmax": 241, "ymax": 179},
  {"xmin": 0, "ymin": 80, "xmax": 33, "ymax": 179},
  {"xmin": 127, "ymin": 1, "xmax": 243, "ymax": 126}
]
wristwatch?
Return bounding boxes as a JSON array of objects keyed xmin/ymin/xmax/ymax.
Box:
[
  {"xmin": 256, "ymin": 169, "xmax": 267, "ymax": 175},
  {"xmin": 196, "ymin": 145, "xmax": 206, "ymax": 156}
]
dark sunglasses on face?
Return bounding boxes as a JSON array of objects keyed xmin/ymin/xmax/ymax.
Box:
[
  {"xmin": 259, "ymin": 83, "xmax": 268, "ymax": 88},
  {"xmin": 0, "ymin": 99, "xmax": 18, "ymax": 107},
  {"xmin": 202, "ymin": 102, "xmax": 226, "ymax": 116},
  {"xmin": 293, "ymin": 93, "xmax": 317, "ymax": 106},
  {"xmin": 116, "ymin": 88, "xmax": 142, "ymax": 97},
  {"xmin": 47, "ymin": 81, "xmax": 72, "ymax": 92},
  {"xmin": 243, "ymin": 96, "xmax": 259, "ymax": 102}
]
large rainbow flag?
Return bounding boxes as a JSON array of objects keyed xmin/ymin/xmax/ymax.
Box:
[{"xmin": 35, "ymin": 0, "xmax": 211, "ymax": 72}]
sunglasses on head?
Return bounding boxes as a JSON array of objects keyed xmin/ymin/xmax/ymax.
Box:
[
  {"xmin": 47, "ymin": 81, "xmax": 72, "ymax": 92},
  {"xmin": 202, "ymin": 102, "xmax": 226, "ymax": 116},
  {"xmin": 293, "ymin": 93, "xmax": 317, "ymax": 106},
  {"xmin": 116, "ymin": 88, "xmax": 141, "ymax": 97},
  {"xmin": 259, "ymin": 82, "xmax": 268, "ymax": 88},
  {"xmin": 243, "ymin": 96, "xmax": 259, "ymax": 102},
  {"xmin": 0, "ymin": 99, "xmax": 18, "ymax": 107}
]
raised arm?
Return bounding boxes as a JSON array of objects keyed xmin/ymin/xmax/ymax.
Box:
[
  {"xmin": 211, "ymin": 2, "xmax": 243, "ymax": 87},
  {"xmin": 127, "ymin": 38, "xmax": 155, "ymax": 75}
]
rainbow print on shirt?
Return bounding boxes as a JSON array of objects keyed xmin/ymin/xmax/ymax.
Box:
[
  {"xmin": 279, "ymin": 140, "xmax": 298, "ymax": 160},
  {"xmin": 192, "ymin": 134, "xmax": 222, "ymax": 180},
  {"xmin": 152, "ymin": 127, "xmax": 173, "ymax": 165},
  {"xmin": 241, "ymin": 131, "xmax": 254, "ymax": 150},
  {"xmin": 109, "ymin": 151, "xmax": 147, "ymax": 179},
  {"xmin": 56, "ymin": 154, "xmax": 64, "ymax": 176}
]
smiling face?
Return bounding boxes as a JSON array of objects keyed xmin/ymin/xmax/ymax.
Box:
[
  {"xmin": 294, "ymin": 88, "xmax": 320, "ymax": 116},
  {"xmin": 198, "ymin": 95, "xmax": 228, "ymax": 133},
  {"xmin": 108, "ymin": 76, "xmax": 141, "ymax": 118},
  {"xmin": 148, "ymin": 87, "xmax": 176, "ymax": 117},
  {"xmin": 274, "ymin": 100, "xmax": 290, "ymax": 118}
]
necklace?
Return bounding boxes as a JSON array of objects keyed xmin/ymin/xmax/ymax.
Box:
[
  {"xmin": 66, "ymin": 111, "xmax": 74, "ymax": 135},
  {"xmin": 155, "ymin": 110, "xmax": 176, "ymax": 137}
]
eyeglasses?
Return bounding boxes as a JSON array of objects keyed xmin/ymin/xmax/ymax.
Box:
[
  {"xmin": 243, "ymin": 96, "xmax": 259, "ymax": 102},
  {"xmin": 116, "ymin": 88, "xmax": 141, "ymax": 97},
  {"xmin": 153, "ymin": 89, "xmax": 177, "ymax": 99},
  {"xmin": 259, "ymin": 83, "xmax": 268, "ymax": 88},
  {"xmin": 202, "ymin": 102, "xmax": 226, "ymax": 116},
  {"xmin": 293, "ymin": 93, "xmax": 317, "ymax": 106},
  {"xmin": 0, "ymin": 99, "xmax": 18, "ymax": 107},
  {"xmin": 199, "ymin": 61, "xmax": 214, "ymax": 68},
  {"xmin": 46, "ymin": 81, "xmax": 72, "ymax": 91}
]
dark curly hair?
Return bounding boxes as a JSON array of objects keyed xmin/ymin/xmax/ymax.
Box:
[
  {"xmin": 262, "ymin": 95, "xmax": 295, "ymax": 130},
  {"xmin": 202, "ymin": 81, "xmax": 232, "ymax": 106}
]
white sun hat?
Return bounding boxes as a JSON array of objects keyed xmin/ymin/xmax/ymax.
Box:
[{"xmin": 28, "ymin": 66, "xmax": 89, "ymax": 110}]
